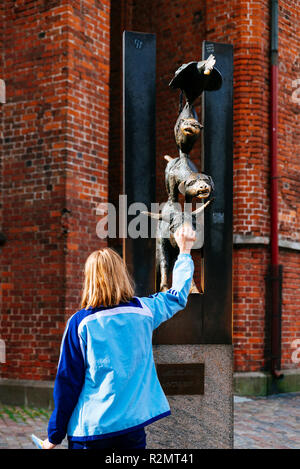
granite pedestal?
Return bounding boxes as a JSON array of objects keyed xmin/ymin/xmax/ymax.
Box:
[{"xmin": 146, "ymin": 344, "xmax": 233, "ymax": 449}]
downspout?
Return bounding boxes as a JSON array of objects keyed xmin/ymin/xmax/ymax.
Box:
[{"xmin": 269, "ymin": 0, "xmax": 282, "ymax": 379}]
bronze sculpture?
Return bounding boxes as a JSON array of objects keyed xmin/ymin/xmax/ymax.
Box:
[
  {"xmin": 164, "ymin": 154, "xmax": 214, "ymax": 203},
  {"xmin": 169, "ymin": 54, "xmax": 222, "ymax": 106},
  {"xmin": 143, "ymin": 55, "xmax": 222, "ymax": 292},
  {"xmin": 173, "ymin": 103, "xmax": 203, "ymax": 155}
]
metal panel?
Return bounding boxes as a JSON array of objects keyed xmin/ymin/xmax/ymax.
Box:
[
  {"xmin": 202, "ymin": 41, "xmax": 233, "ymax": 345},
  {"xmin": 153, "ymin": 294, "xmax": 204, "ymax": 344},
  {"xmin": 122, "ymin": 31, "xmax": 156, "ymax": 296}
]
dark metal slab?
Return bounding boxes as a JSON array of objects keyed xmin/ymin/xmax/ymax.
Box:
[
  {"xmin": 153, "ymin": 294, "xmax": 204, "ymax": 344},
  {"xmin": 122, "ymin": 31, "xmax": 156, "ymax": 296},
  {"xmin": 153, "ymin": 42, "xmax": 233, "ymax": 345},
  {"xmin": 201, "ymin": 41, "xmax": 233, "ymax": 345},
  {"xmin": 156, "ymin": 363, "xmax": 205, "ymax": 395}
]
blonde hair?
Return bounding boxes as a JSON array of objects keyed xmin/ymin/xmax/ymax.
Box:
[{"xmin": 80, "ymin": 248, "xmax": 135, "ymax": 309}]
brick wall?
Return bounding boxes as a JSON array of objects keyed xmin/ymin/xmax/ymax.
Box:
[
  {"xmin": 233, "ymin": 247, "xmax": 270, "ymax": 371},
  {"xmin": 0, "ymin": 0, "xmax": 110, "ymax": 380},
  {"xmin": 63, "ymin": 0, "xmax": 110, "ymax": 318},
  {"xmin": 277, "ymin": 0, "xmax": 300, "ymax": 370},
  {"xmin": 204, "ymin": 0, "xmax": 300, "ymax": 371},
  {"xmin": 204, "ymin": 0, "xmax": 271, "ymax": 371},
  {"xmin": 0, "ymin": 0, "xmax": 68, "ymax": 380},
  {"xmin": 107, "ymin": 0, "xmax": 126, "ymax": 255}
]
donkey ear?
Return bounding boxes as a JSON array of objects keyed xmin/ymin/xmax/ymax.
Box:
[{"xmin": 178, "ymin": 181, "xmax": 186, "ymax": 195}]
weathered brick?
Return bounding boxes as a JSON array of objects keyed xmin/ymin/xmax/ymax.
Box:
[{"xmin": 0, "ymin": 0, "xmax": 110, "ymax": 380}]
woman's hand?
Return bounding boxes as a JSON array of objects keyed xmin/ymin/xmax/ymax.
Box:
[
  {"xmin": 174, "ymin": 223, "xmax": 196, "ymax": 254},
  {"xmin": 42, "ymin": 438, "xmax": 56, "ymax": 449}
]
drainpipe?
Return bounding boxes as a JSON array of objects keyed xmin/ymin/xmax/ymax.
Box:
[{"xmin": 269, "ymin": 0, "xmax": 282, "ymax": 379}]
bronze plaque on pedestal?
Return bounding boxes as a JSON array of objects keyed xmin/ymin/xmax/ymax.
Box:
[{"xmin": 156, "ymin": 363, "xmax": 205, "ymax": 395}]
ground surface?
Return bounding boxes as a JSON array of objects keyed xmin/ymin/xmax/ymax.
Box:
[
  {"xmin": 0, "ymin": 392, "xmax": 299, "ymax": 449},
  {"xmin": 233, "ymin": 393, "xmax": 300, "ymax": 449}
]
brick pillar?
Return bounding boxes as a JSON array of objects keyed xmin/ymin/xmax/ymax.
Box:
[
  {"xmin": 63, "ymin": 1, "xmax": 110, "ymax": 318},
  {"xmin": 0, "ymin": 0, "xmax": 110, "ymax": 381},
  {"xmin": 204, "ymin": 0, "xmax": 271, "ymax": 371}
]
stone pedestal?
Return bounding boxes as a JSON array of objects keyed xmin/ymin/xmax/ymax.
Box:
[{"xmin": 146, "ymin": 345, "xmax": 233, "ymax": 449}]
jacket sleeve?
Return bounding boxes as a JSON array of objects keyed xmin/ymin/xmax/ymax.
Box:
[
  {"xmin": 47, "ymin": 314, "xmax": 86, "ymax": 445},
  {"xmin": 140, "ymin": 253, "xmax": 194, "ymax": 330}
]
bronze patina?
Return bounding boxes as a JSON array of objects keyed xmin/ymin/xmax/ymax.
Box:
[{"xmin": 143, "ymin": 55, "xmax": 222, "ymax": 293}]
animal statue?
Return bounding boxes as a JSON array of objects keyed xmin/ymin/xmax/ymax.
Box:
[
  {"xmin": 142, "ymin": 150, "xmax": 213, "ymax": 292},
  {"xmin": 174, "ymin": 103, "xmax": 203, "ymax": 155},
  {"xmin": 143, "ymin": 55, "xmax": 221, "ymax": 292},
  {"xmin": 169, "ymin": 54, "xmax": 222, "ymax": 106},
  {"xmin": 147, "ymin": 152, "xmax": 213, "ymax": 293},
  {"xmin": 164, "ymin": 154, "xmax": 214, "ymax": 203},
  {"xmin": 142, "ymin": 199, "xmax": 211, "ymax": 293}
]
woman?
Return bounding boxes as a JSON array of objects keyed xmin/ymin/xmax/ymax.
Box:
[{"xmin": 43, "ymin": 223, "xmax": 196, "ymax": 449}]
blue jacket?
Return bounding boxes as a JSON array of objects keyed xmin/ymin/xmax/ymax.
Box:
[{"xmin": 48, "ymin": 253, "xmax": 194, "ymax": 444}]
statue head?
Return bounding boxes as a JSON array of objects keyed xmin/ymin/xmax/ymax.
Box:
[{"xmin": 174, "ymin": 103, "xmax": 203, "ymax": 154}]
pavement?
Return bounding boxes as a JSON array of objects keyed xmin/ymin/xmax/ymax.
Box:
[
  {"xmin": 0, "ymin": 392, "xmax": 299, "ymax": 449},
  {"xmin": 234, "ymin": 392, "xmax": 300, "ymax": 449}
]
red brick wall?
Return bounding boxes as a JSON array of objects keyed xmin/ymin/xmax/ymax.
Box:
[
  {"xmin": 205, "ymin": 0, "xmax": 300, "ymax": 371},
  {"xmin": 278, "ymin": 1, "xmax": 300, "ymax": 245},
  {"xmin": 0, "ymin": 0, "xmax": 110, "ymax": 380},
  {"xmin": 204, "ymin": 0, "xmax": 270, "ymax": 371},
  {"xmin": 233, "ymin": 247, "xmax": 270, "ymax": 371},
  {"xmin": 277, "ymin": 1, "xmax": 300, "ymax": 370},
  {"xmin": 281, "ymin": 251, "xmax": 300, "ymax": 368},
  {"xmin": 107, "ymin": 0, "xmax": 126, "ymax": 255},
  {"xmin": 0, "ymin": 0, "xmax": 68, "ymax": 380},
  {"xmin": 63, "ymin": 0, "xmax": 110, "ymax": 318}
]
